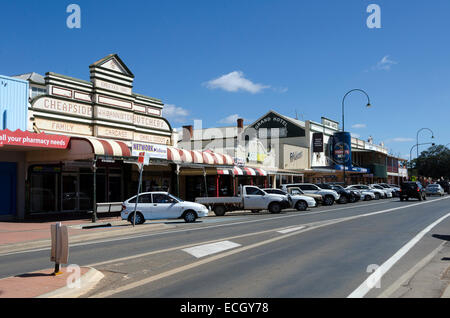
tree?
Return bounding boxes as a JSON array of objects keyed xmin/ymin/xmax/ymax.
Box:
[{"xmin": 412, "ymin": 145, "xmax": 450, "ymax": 179}]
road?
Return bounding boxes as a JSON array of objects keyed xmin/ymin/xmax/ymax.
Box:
[{"xmin": 1, "ymin": 195, "xmax": 450, "ymax": 298}]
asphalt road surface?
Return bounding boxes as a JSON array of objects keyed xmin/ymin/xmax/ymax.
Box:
[{"xmin": 1, "ymin": 195, "xmax": 450, "ymax": 298}]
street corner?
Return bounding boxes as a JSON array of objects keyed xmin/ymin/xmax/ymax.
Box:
[{"xmin": 0, "ymin": 266, "xmax": 104, "ymax": 298}]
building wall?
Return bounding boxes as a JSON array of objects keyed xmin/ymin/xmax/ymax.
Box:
[
  {"xmin": 0, "ymin": 151, "xmax": 26, "ymax": 219},
  {"xmin": 0, "ymin": 75, "xmax": 29, "ymax": 131}
]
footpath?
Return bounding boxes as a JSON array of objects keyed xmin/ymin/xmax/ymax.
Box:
[{"xmin": 0, "ymin": 215, "xmax": 172, "ymax": 298}]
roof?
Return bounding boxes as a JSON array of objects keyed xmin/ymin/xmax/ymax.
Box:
[
  {"xmin": 12, "ymin": 72, "xmax": 45, "ymax": 85},
  {"xmin": 90, "ymin": 54, "xmax": 135, "ymax": 78}
]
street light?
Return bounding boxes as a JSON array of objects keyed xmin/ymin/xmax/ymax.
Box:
[
  {"xmin": 416, "ymin": 128, "xmax": 434, "ymax": 158},
  {"xmin": 409, "ymin": 142, "xmax": 435, "ymax": 165},
  {"xmin": 341, "ymin": 89, "xmax": 371, "ymax": 186}
]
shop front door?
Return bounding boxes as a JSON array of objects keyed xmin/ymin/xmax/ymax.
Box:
[
  {"xmin": 62, "ymin": 174, "xmax": 78, "ymax": 211},
  {"xmin": 0, "ymin": 162, "xmax": 16, "ymax": 216}
]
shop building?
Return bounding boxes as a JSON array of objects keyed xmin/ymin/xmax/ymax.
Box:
[{"xmin": 8, "ymin": 54, "xmax": 233, "ymax": 219}]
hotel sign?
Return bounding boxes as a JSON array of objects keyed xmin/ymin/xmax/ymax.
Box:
[{"xmin": 33, "ymin": 97, "xmax": 92, "ymax": 118}]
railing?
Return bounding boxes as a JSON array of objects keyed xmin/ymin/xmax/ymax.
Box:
[{"xmin": 96, "ymin": 202, "xmax": 123, "ymax": 213}]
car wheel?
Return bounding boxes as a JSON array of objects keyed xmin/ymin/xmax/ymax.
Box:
[
  {"xmin": 364, "ymin": 195, "xmax": 371, "ymax": 201},
  {"xmin": 269, "ymin": 202, "xmax": 282, "ymax": 214},
  {"xmin": 251, "ymin": 210, "xmax": 260, "ymax": 213},
  {"xmin": 213, "ymin": 205, "xmax": 226, "ymax": 216},
  {"xmin": 129, "ymin": 212, "xmax": 145, "ymax": 225},
  {"xmin": 349, "ymin": 196, "xmax": 356, "ymax": 203},
  {"xmin": 400, "ymin": 197, "xmax": 404, "ymax": 201},
  {"xmin": 339, "ymin": 196, "xmax": 348, "ymax": 204},
  {"xmin": 183, "ymin": 210, "xmax": 197, "ymax": 223},
  {"xmin": 324, "ymin": 195, "xmax": 334, "ymax": 206},
  {"xmin": 423, "ymin": 194, "xmax": 427, "ymax": 201},
  {"xmin": 374, "ymin": 193, "xmax": 380, "ymax": 200},
  {"xmin": 419, "ymin": 194, "xmax": 423, "ymax": 201},
  {"xmin": 295, "ymin": 200, "xmax": 308, "ymax": 211}
]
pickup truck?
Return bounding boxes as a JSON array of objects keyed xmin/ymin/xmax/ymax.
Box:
[{"xmin": 195, "ymin": 185, "xmax": 288, "ymax": 216}]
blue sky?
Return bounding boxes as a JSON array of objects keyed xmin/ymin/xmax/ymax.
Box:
[{"xmin": 1, "ymin": 0, "xmax": 449, "ymax": 158}]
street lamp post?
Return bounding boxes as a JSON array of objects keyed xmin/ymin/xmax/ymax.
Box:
[
  {"xmin": 416, "ymin": 128, "xmax": 434, "ymax": 158},
  {"xmin": 341, "ymin": 89, "xmax": 371, "ymax": 186},
  {"xmin": 409, "ymin": 142, "xmax": 435, "ymax": 166}
]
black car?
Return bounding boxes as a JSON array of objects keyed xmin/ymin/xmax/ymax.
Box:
[
  {"xmin": 400, "ymin": 181, "xmax": 426, "ymax": 201},
  {"xmin": 315, "ymin": 183, "xmax": 360, "ymax": 204}
]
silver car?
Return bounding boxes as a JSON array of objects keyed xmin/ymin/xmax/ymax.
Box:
[{"xmin": 425, "ymin": 184, "xmax": 445, "ymax": 196}]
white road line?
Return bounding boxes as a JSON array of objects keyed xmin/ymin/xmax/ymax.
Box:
[
  {"xmin": 182, "ymin": 241, "xmax": 242, "ymax": 258},
  {"xmin": 277, "ymin": 226, "xmax": 306, "ymax": 234},
  {"xmin": 347, "ymin": 212, "xmax": 450, "ymax": 298}
]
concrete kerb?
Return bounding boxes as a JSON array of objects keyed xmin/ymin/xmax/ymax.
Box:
[
  {"xmin": 36, "ymin": 267, "xmax": 104, "ymax": 298},
  {"xmin": 442, "ymin": 279, "xmax": 450, "ymax": 298},
  {"xmin": 0, "ymin": 222, "xmax": 172, "ymax": 255}
]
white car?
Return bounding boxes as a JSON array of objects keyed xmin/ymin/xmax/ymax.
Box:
[
  {"xmin": 121, "ymin": 192, "xmax": 209, "ymax": 224},
  {"xmin": 346, "ymin": 185, "xmax": 377, "ymax": 201},
  {"xmin": 263, "ymin": 188, "xmax": 316, "ymax": 211},
  {"xmin": 425, "ymin": 184, "xmax": 445, "ymax": 196},
  {"xmin": 280, "ymin": 183, "xmax": 340, "ymax": 206},
  {"xmin": 370, "ymin": 184, "xmax": 393, "ymax": 198}
]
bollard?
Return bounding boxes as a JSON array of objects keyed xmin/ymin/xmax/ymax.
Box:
[{"xmin": 50, "ymin": 222, "xmax": 69, "ymax": 276}]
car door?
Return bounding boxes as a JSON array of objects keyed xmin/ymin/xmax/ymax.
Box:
[
  {"xmin": 132, "ymin": 194, "xmax": 153, "ymax": 219},
  {"xmin": 300, "ymin": 184, "xmax": 318, "ymax": 194},
  {"xmin": 243, "ymin": 187, "xmax": 268, "ymax": 209},
  {"xmin": 151, "ymin": 193, "xmax": 181, "ymax": 220}
]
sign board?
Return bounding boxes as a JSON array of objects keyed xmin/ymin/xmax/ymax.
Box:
[
  {"xmin": 333, "ymin": 132, "xmax": 352, "ymax": 170},
  {"xmin": 0, "ymin": 129, "xmax": 70, "ymax": 149},
  {"xmin": 132, "ymin": 142, "xmax": 168, "ymax": 160},
  {"xmin": 312, "ymin": 132, "xmax": 324, "ymax": 153}
]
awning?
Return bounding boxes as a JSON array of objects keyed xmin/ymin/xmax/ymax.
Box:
[
  {"xmin": 217, "ymin": 166, "xmax": 268, "ymax": 176},
  {"xmin": 81, "ymin": 137, "xmax": 131, "ymax": 157},
  {"xmin": 167, "ymin": 147, "xmax": 234, "ymax": 166}
]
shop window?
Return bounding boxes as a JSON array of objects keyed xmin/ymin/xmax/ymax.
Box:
[{"xmin": 31, "ymin": 87, "xmax": 46, "ymax": 99}]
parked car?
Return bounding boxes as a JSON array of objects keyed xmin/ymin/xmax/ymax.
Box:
[
  {"xmin": 437, "ymin": 181, "xmax": 450, "ymax": 194},
  {"xmin": 370, "ymin": 184, "xmax": 393, "ymax": 198},
  {"xmin": 315, "ymin": 183, "xmax": 360, "ymax": 204},
  {"xmin": 263, "ymin": 188, "xmax": 316, "ymax": 211},
  {"xmin": 345, "ymin": 185, "xmax": 377, "ymax": 201},
  {"xmin": 280, "ymin": 183, "xmax": 340, "ymax": 206},
  {"xmin": 286, "ymin": 187, "xmax": 323, "ymax": 206},
  {"xmin": 121, "ymin": 192, "xmax": 209, "ymax": 224},
  {"xmin": 261, "ymin": 188, "xmax": 293, "ymax": 209},
  {"xmin": 425, "ymin": 184, "xmax": 445, "ymax": 196},
  {"xmin": 399, "ymin": 181, "xmax": 426, "ymax": 201},
  {"xmin": 380, "ymin": 183, "xmax": 401, "ymax": 197},
  {"xmin": 195, "ymin": 185, "xmax": 287, "ymax": 216}
]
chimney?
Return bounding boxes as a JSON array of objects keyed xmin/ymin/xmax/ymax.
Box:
[
  {"xmin": 182, "ymin": 125, "xmax": 193, "ymax": 142},
  {"xmin": 237, "ymin": 118, "xmax": 244, "ymax": 133}
]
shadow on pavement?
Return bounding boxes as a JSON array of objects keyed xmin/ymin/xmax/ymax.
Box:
[{"xmin": 432, "ymin": 234, "xmax": 450, "ymax": 242}]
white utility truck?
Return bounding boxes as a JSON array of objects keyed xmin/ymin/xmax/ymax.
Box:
[{"xmin": 195, "ymin": 185, "xmax": 288, "ymax": 216}]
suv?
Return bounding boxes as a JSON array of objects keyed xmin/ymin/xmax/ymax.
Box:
[
  {"xmin": 400, "ymin": 181, "xmax": 426, "ymax": 201},
  {"xmin": 316, "ymin": 183, "xmax": 360, "ymax": 204},
  {"xmin": 280, "ymin": 183, "xmax": 340, "ymax": 206}
]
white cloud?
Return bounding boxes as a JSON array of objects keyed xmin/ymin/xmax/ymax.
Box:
[
  {"xmin": 204, "ymin": 71, "xmax": 270, "ymax": 94},
  {"xmin": 386, "ymin": 137, "xmax": 414, "ymax": 143},
  {"xmin": 372, "ymin": 55, "xmax": 398, "ymax": 71},
  {"xmin": 162, "ymin": 104, "xmax": 189, "ymax": 123},
  {"xmin": 351, "ymin": 123, "xmax": 366, "ymax": 129},
  {"xmin": 218, "ymin": 114, "xmax": 245, "ymax": 125}
]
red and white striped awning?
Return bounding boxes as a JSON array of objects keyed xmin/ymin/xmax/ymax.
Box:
[
  {"xmin": 83, "ymin": 137, "xmax": 131, "ymax": 157},
  {"xmin": 167, "ymin": 147, "xmax": 234, "ymax": 166},
  {"xmin": 218, "ymin": 166, "xmax": 267, "ymax": 176}
]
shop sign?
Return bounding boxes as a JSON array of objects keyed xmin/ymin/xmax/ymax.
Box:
[
  {"xmin": 321, "ymin": 117, "xmax": 339, "ymax": 130},
  {"xmin": 132, "ymin": 142, "xmax": 168, "ymax": 159},
  {"xmin": 312, "ymin": 132, "xmax": 324, "ymax": 153},
  {"xmin": 95, "ymin": 106, "xmax": 133, "ymax": 123},
  {"xmin": 95, "ymin": 125, "xmax": 133, "ymax": 140},
  {"xmin": 93, "ymin": 79, "xmax": 132, "ymax": 95},
  {"xmin": 33, "ymin": 97, "xmax": 92, "ymax": 118},
  {"xmin": 0, "ymin": 129, "xmax": 70, "ymax": 148},
  {"xmin": 234, "ymin": 157, "xmax": 245, "ymax": 167},
  {"xmin": 35, "ymin": 118, "xmax": 93, "ymax": 136},
  {"xmin": 290, "ymin": 151, "xmax": 303, "ymax": 162},
  {"xmin": 133, "ymin": 114, "xmax": 170, "ymax": 131},
  {"xmin": 134, "ymin": 132, "xmax": 171, "ymax": 145}
]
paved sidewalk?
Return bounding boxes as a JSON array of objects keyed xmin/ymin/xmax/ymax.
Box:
[
  {"xmin": 0, "ymin": 266, "xmax": 103, "ymax": 298},
  {"xmin": 0, "ymin": 216, "xmax": 124, "ymax": 245},
  {"xmin": 0, "ymin": 216, "xmax": 172, "ymax": 255}
]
